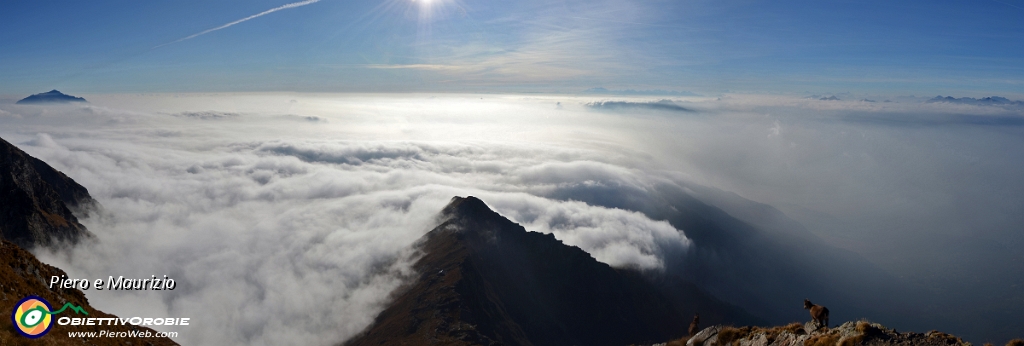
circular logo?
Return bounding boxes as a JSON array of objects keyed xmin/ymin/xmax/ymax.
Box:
[{"xmin": 11, "ymin": 296, "xmax": 54, "ymax": 338}]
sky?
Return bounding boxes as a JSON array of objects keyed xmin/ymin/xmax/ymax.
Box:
[{"xmin": 2, "ymin": 0, "xmax": 1024, "ymax": 96}]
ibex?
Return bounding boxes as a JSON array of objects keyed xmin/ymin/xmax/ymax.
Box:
[
  {"xmin": 803, "ymin": 299, "xmax": 829, "ymax": 329},
  {"xmin": 688, "ymin": 313, "xmax": 700, "ymax": 337}
]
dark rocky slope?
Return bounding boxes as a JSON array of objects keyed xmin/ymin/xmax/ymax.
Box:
[
  {"xmin": 1, "ymin": 136, "xmax": 95, "ymax": 249},
  {"xmin": 345, "ymin": 196, "xmax": 760, "ymax": 346}
]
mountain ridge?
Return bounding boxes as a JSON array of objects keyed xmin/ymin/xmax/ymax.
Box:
[{"xmin": 345, "ymin": 196, "xmax": 761, "ymax": 346}]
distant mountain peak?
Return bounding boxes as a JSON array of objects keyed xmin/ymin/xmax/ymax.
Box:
[{"xmin": 16, "ymin": 90, "xmax": 87, "ymax": 104}]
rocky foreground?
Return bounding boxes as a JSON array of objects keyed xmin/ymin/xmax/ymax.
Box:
[{"xmin": 655, "ymin": 321, "xmax": 1024, "ymax": 346}]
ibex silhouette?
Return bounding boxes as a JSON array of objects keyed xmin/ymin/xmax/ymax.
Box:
[{"xmin": 803, "ymin": 299, "xmax": 829, "ymax": 330}]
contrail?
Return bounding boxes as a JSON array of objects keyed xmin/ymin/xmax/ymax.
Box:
[{"xmin": 155, "ymin": 0, "xmax": 320, "ymax": 48}]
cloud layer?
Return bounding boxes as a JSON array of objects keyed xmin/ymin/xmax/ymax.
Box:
[
  {"xmin": 1, "ymin": 93, "xmax": 1023, "ymax": 343},
  {"xmin": 0, "ymin": 96, "xmax": 696, "ymax": 345}
]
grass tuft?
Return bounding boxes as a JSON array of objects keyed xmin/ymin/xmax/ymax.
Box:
[
  {"xmin": 717, "ymin": 326, "xmax": 752, "ymax": 345},
  {"xmin": 927, "ymin": 330, "xmax": 965, "ymax": 344},
  {"xmin": 804, "ymin": 333, "xmax": 840, "ymax": 346},
  {"xmin": 748, "ymin": 322, "xmax": 806, "ymax": 344}
]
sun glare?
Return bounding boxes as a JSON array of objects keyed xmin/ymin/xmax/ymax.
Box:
[{"xmin": 410, "ymin": 0, "xmax": 451, "ymax": 23}]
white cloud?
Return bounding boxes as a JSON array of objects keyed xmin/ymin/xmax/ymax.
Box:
[
  {"xmin": 484, "ymin": 194, "xmax": 689, "ymax": 271},
  {"xmin": 1, "ymin": 93, "xmax": 1022, "ymax": 343}
]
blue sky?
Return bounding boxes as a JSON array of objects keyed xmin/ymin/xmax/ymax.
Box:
[{"xmin": 2, "ymin": 0, "xmax": 1023, "ymax": 96}]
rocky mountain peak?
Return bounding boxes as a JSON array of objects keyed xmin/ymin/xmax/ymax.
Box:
[
  {"xmin": 440, "ymin": 196, "xmax": 498, "ymax": 221},
  {"xmin": 433, "ymin": 195, "xmax": 522, "ymax": 243}
]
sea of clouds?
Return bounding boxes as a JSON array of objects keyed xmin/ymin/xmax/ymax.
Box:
[{"xmin": 1, "ymin": 93, "xmax": 1022, "ymax": 344}]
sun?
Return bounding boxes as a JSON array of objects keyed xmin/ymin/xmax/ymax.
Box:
[
  {"xmin": 411, "ymin": 0, "xmax": 446, "ymax": 19},
  {"xmin": 403, "ymin": 0, "xmax": 460, "ymax": 24}
]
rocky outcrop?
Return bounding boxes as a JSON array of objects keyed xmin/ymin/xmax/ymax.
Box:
[
  {"xmin": 345, "ymin": 196, "xmax": 760, "ymax": 346},
  {"xmin": 1, "ymin": 136, "xmax": 96, "ymax": 249},
  {"xmin": 672, "ymin": 321, "xmax": 973, "ymax": 346},
  {"xmin": 15, "ymin": 90, "xmax": 87, "ymax": 104}
]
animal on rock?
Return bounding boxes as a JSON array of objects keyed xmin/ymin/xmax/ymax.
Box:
[
  {"xmin": 688, "ymin": 313, "xmax": 700, "ymax": 337},
  {"xmin": 803, "ymin": 299, "xmax": 830, "ymax": 329}
]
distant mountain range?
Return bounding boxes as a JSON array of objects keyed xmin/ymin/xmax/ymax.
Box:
[
  {"xmin": 345, "ymin": 196, "xmax": 761, "ymax": 346},
  {"xmin": 583, "ymin": 87, "xmax": 700, "ymax": 96},
  {"xmin": 15, "ymin": 90, "xmax": 87, "ymax": 104},
  {"xmin": 586, "ymin": 99, "xmax": 694, "ymax": 112},
  {"xmin": 927, "ymin": 95, "xmax": 1024, "ymax": 106}
]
